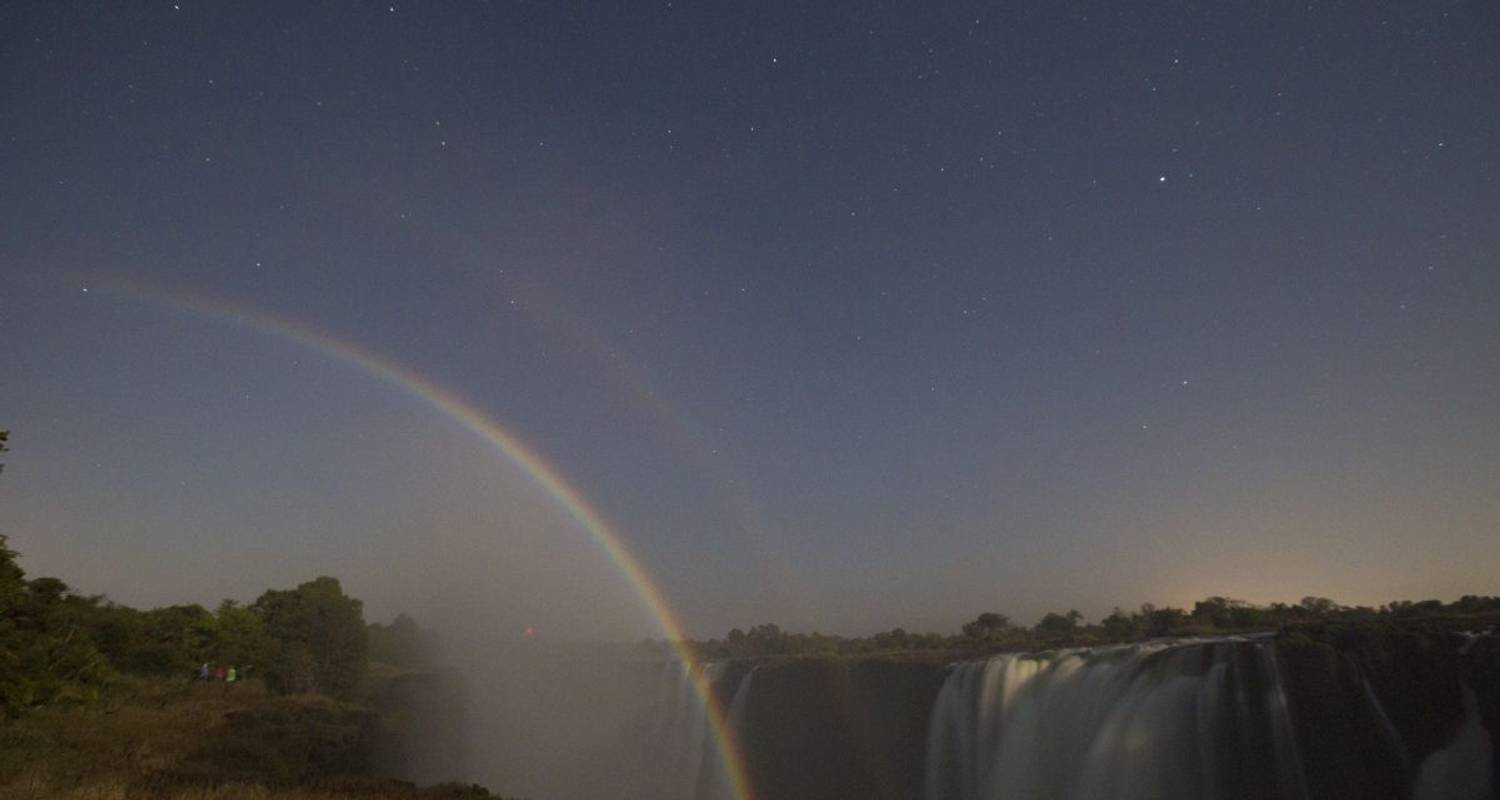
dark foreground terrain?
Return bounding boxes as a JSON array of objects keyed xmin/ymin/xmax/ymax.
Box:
[{"xmin": 0, "ymin": 670, "xmax": 499, "ymax": 800}]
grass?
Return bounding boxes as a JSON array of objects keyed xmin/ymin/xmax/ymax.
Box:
[{"xmin": 0, "ymin": 677, "xmax": 503, "ymax": 800}]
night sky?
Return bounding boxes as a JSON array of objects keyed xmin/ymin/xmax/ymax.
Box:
[{"xmin": 3, "ymin": 2, "xmax": 1498, "ymax": 640}]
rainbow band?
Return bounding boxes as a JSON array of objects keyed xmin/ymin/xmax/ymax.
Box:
[{"xmin": 93, "ymin": 279, "xmax": 752, "ymax": 800}]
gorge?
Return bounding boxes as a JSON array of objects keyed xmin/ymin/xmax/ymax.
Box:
[{"xmin": 478, "ymin": 622, "xmax": 1497, "ymax": 800}]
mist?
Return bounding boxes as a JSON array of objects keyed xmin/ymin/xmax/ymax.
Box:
[{"xmin": 5, "ymin": 0, "xmax": 1500, "ymax": 797}]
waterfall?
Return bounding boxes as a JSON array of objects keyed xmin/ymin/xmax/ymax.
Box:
[
  {"xmin": 1412, "ymin": 628, "xmax": 1496, "ymax": 800},
  {"xmin": 1361, "ymin": 674, "xmax": 1414, "ymax": 775},
  {"xmin": 924, "ymin": 638, "xmax": 1309, "ymax": 800},
  {"xmin": 705, "ymin": 667, "xmax": 756, "ymax": 800},
  {"xmin": 1412, "ymin": 686, "xmax": 1495, "ymax": 800},
  {"xmin": 726, "ymin": 666, "xmax": 754, "ymax": 730},
  {"xmin": 642, "ymin": 661, "xmax": 753, "ymax": 800}
]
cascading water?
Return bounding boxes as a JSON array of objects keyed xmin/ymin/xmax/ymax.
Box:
[
  {"xmin": 1410, "ymin": 628, "xmax": 1495, "ymax": 800},
  {"xmin": 924, "ymin": 638, "xmax": 1309, "ymax": 800},
  {"xmin": 1412, "ymin": 686, "xmax": 1494, "ymax": 800},
  {"xmin": 1345, "ymin": 628, "xmax": 1496, "ymax": 800},
  {"xmin": 708, "ymin": 667, "xmax": 756, "ymax": 800},
  {"xmin": 640, "ymin": 661, "xmax": 754, "ymax": 800}
]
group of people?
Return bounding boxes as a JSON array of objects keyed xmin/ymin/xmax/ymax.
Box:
[{"xmin": 197, "ymin": 662, "xmax": 251, "ymax": 683}]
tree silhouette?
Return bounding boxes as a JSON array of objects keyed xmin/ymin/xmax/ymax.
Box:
[
  {"xmin": 1035, "ymin": 610, "xmax": 1083, "ymax": 639},
  {"xmin": 962, "ymin": 612, "xmax": 1011, "ymax": 640},
  {"xmin": 253, "ymin": 577, "xmax": 367, "ymax": 698}
]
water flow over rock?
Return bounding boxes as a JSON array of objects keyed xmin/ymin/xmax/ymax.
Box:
[
  {"xmin": 924, "ymin": 638, "xmax": 1309, "ymax": 800},
  {"xmin": 1411, "ymin": 628, "xmax": 1496, "ymax": 800},
  {"xmin": 639, "ymin": 661, "xmax": 752, "ymax": 800}
]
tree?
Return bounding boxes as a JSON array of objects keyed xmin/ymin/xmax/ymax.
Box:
[
  {"xmin": 0, "ymin": 535, "xmax": 29, "ymax": 714},
  {"xmin": 368, "ymin": 613, "xmax": 431, "ymax": 669},
  {"xmin": 1101, "ymin": 607, "xmax": 1136, "ymax": 641},
  {"xmin": 0, "ymin": 542, "xmax": 110, "ymax": 716},
  {"xmin": 118, "ymin": 604, "xmax": 214, "ymax": 674},
  {"xmin": 1143, "ymin": 605, "xmax": 1188, "ymax": 637},
  {"xmin": 745, "ymin": 623, "xmax": 786, "ymax": 654},
  {"xmin": 253, "ymin": 577, "xmax": 367, "ymax": 698},
  {"xmin": 873, "ymin": 628, "xmax": 911, "ymax": 650},
  {"xmin": 211, "ymin": 600, "xmax": 274, "ymax": 668},
  {"xmin": 962, "ymin": 612, "xmax": 1012, "ymax": 640},
  {"xmin": 1036, "ymin": 610, "xmax": 1083, "ymax": 640},
  {"xmin": 1299, "ymin": 596, "xmax": 1341, "ymax": 616},
  {"xmin": 1192, "ymin": 596, "xmax": 1264, "ymax": 629}
]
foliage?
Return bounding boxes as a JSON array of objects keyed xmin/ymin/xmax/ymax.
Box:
[
  {"xmin": 253, "ymin": 577, "xmax": 368, "ymax": 698},
  {"xmin": 1035, "ymin": 610, "xmax": 1084, "ymax": 642},
  {"xmin": 689, "ymin": 594, "xmax": 1500, "ymax": 660},
  {"xmin": 211, "ymin": 600, "xmax": 276, "ymax": 669},
  {"xmin": 0, "ymin": 537, "xmax": 112, "ymax": 717},
  {"xmin": 367, "ymin": 614, "xmax": 434, "ymax": 670},
  {"xmin": 0, "ymin": 536, "xmax": 434, "ymax": 717},
  {"xmin": 960, "ymin": 612, "xmax": 1011, "ymax": 640}
]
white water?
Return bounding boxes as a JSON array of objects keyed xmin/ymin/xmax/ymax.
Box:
[
  {"xmin": 1412, "ymin": 628, "xmax": 1496, "ymax": 800},
  {"xmin": 708, "ymin": 667, "xmax": 756, "ymax": 800},
  {"xmin": 642, "ymin": 661, "xmax": 753, "ymax": 800},
  {"xmin": 1412, "ymin": 686, "xmax": 1495, "ymax": 800},
  {"xmin": 924, "ymin": 639, "xmax": 1309, "ymax": 800}
]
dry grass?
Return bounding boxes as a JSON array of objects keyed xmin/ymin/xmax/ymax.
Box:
[{"xmin": 0, "ymin": 677, "xmax": 503, "ymax": 800}]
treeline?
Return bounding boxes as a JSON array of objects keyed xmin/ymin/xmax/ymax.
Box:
[
  {"xmin": 0, "ymin": 534, "xmax": 432, "ymax": 718},
  {"xmin": 689, "ymin": 594, "xmax": 1500, "ymax": 660}
]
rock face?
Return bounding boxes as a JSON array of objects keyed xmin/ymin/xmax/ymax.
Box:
[
  {"xmin": 1276, "ymin": 621, "xmax": 1498, "ymax": 800},
  {"xmin": 731, "ymin": 656, "xmax": 949, "ymax": 800},
  {"xmin": 1464, "ymin": 634, "xmax": 1500, "ymax": 764},
  {"xmin": 367, "ymin": 668, "xmax": 471, "ymax": 785}
]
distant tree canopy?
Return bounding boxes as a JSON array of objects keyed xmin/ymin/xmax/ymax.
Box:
[
  {"xmin": 961, "ymin": 612, "xmax": 1012, "ymax": 640},
  {"xmin": 687, "ymin": 594, "xmax": 1500, "ymax": 660},
  {"xmin": 1035, "ymin": 610, "xmax": 1084, "ymax": 641},
  {"xmin": 0, "ymin": 535, "xmax": 435, "ymax": 717},
  {"xmin": 0, "ymin": 430, "xmax": 431, "ymax": 713}
]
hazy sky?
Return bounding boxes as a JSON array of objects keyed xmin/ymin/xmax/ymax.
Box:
[{"xmin": 3, "ymin": 2, "xmax": 1497, "ymax": 640}]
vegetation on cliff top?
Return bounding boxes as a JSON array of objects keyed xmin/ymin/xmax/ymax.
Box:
[
  {"xmin": 0, "ymin": 532, "xmax": 380, "ymax": 717},
  {"xmin": 0, "ymin": 534, "xmax": 494, "ymax": 799},
  {"xmin": 686, "ymin": 594, "xmax": 1500, "ymax": 660}
]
